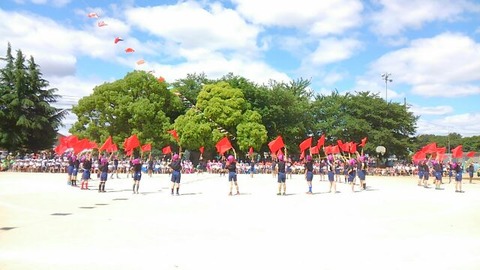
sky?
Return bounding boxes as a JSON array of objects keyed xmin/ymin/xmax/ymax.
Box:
[{"xmin": 1, "ymin": 0, "xmax": 480, "ymax": 137}]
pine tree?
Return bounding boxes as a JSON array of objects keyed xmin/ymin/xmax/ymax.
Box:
[{"xmin": 0, "ymin": 43, "xmax": 66, "ymax": 152}]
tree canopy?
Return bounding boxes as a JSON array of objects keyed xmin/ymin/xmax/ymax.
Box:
[{"xmin": 0, "ymin": 43, "xmax": 66, "ymax": 152}]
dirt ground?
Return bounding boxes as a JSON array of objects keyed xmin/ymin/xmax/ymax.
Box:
[{"xmin": 1, "ymin": 172, "xmax": 479, "ymax": 270}]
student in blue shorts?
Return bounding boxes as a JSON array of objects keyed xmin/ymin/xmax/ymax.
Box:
[
  {"xmin": 467, "ymin": 163, "xmax": 474, "ymax": 184},
  {"xmin": 433, "ymin": 159, "xmax": 443, "ymax": 190},
  {"xmin": 132, "ymin": 157, "xmax": 143, "ymax": 194},
  {"xmin": 66, "ymin": 152, "xmax": 75, "ymax": 185},
  {"xmin": 226, "ymin": 155, "xmax": 239, "ymax": 195},
  {"xmin": 417, "ymin": 160, "xmax": 425, "ymax": 186},
  {"xmin": 276, "ymin": 154, "xmax": 287, "ymax": 195},
  {"xmin": 80, "ymin": 153, "xmax": 92, "ymax": 190},
  {"xmin": 453, "ymin": 162, "xmax": 464, "ymax": 193},
  {"xmin": 169, "ymin": 154, "xmax": 182, "ymax": 196},
  {"xmin": 327, "ymin": 154, "xmax": 336, "ymax": 193},
  {"xmin": 71, "ymin": 155, "xmax": 79, "ymax": 187},
  {"xmin": 347, "ymin": 158, "xmax": 356, "ymax": 192},
  {"xmin": 304, "ymin": 155, "xmax": 314, "ymax": 194},
  {"xmin": 357, "ymin": 155, "xmax": 367, "ymax": 190}
]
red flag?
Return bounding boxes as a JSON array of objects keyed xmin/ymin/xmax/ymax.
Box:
[
  {"xmin": 162, "ymin": 146, "xmax": 172, "ymax": 155},
  {"xmin": 216, "ymin": 137, "xmax": 232, "ymax": 154},
  {"xmin": 467, "ymin": 151, "xmax": 475, "ymax": 158},
  {"xmin": 123, "ymin": 134, "xmax": 140, "ymax": 151},
  {"xmin": 337, "ymin": 140, "xmax": 345, "ymax": 152},
  {"xmin": 199, "ymin": 146, "xmax": 204, "ymax": 154},
  {"xmin": 72, "ymin": 139, "xmax": 90, "ymax": 153},
  {"xmin": 141, "ymin": 143, "xmax": 152, "ymax": 152},
  {"xmin": 436, "ymin": 147, "xmax": 446, "ymax": 154},
  {"xmin": 412, "ymin": 151, "xmax": 426, "ymax": 164},
  {"xmin": 317, "ymin": 134, "xmax": 325, "ymax": 148},
  {"xmin": 324, "ymin": 145, "xmax": 332, "ymax": 155},
  {"xmin": 61, "ymin": 135, "xmax": 79, "ymax": 148},
  {"xmin": 158, "ymin": 77, "xmax": 165, "ymax": 83},
  {"xmin": 168, "ymin": 130, "xmax": 179, "ymax": 141},
  {"xmin": 332, "ymin": 145, "xmax": 340, "ymax": 154},
  {"xmin": 310, "ymin": 146, "xmax": 319, "ymax": 155},
  {"xmin": 299, "ymin": 137, "xmax": 312, "ymax": 152},
  {"xmin": 422, "ymin": 142, "xmax": 437, "ymax": 154},
  {"xmin": 126, "ymin": 149, "xmax": 134, "ymax": 156},
  {"xmin": 268, "ymin": 136, "xmax": 285, "ymax": 153},
  {"xmin": 54, "ymin": 144, "xmax": 68, "ymax": 155},
  {"xmin": 300, "ymin": 151, "xmax": 305, "ymax": 160},
  {"xmin": 451, "ymin": 145, "xmax": 463, "ymax": 158},
  {"xmin": 249, "ymin": 147, "xmax": 254, "ymax": 155},
  {"xmin": 277, "ymin": 149, "xmax": 283, "ymax": 157},
  {"xmin": 349, "ymin": 142, "xmax": 357, "ymax": 154},
  {"xmin": 99, "ymin": 136, "xmax": 114, "ymax": 152},
  {"xmin": 360, "ymin": 137, "xmax": 367, "ymax": 148}
]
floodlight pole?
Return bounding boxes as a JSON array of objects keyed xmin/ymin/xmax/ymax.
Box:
[{"xmin": 381, "ymin": 73, "xmax": 392, "ymax": 101}]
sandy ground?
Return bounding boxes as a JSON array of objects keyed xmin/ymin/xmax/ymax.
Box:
[{"xmin": 0, "ymin": 171, "xmax": 479, "ymax": 270}]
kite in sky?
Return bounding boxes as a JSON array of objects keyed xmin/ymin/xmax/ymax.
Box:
[
  {"xmin": 125, "ymin": 48, "xmax": 135, "ymax": 53},
  {"xmin": 136, "ymin": 59, "xmax": 145, "ymax": 65},
  {"xmin": 97, "ymin": 21, "xmax": 107, "ymax": 27},
  {"xmin": 114, "ymin": 37, "xmax": 124, "ymax": 44},
  {"xmin": 87, "ymin": 12, "xmax": 99, "ymax": 18}
]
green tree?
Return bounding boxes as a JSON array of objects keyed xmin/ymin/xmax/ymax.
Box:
[
  {"xmin": 174, "ymin": 81, "xmax": 267, "ymax": 155},
  {"xmin": 70, "ymin": 70, "xmax": 183, "ymax": 149},
  {"xmin": 311, "ymin": 91, "xmax": 417, "ymax": 159},
  {"xmin": 0, "ymin": 43, "xmax": 66, "ymax": 152}
]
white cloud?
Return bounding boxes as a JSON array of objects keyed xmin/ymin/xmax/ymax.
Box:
[
  {"xmin": 14, "ymin": 0, "xmax": 71, "ymax": 7},
  {"xmin": 125, "ymin": 2, "xmax": 260, "ymax": 54},
  {"xmin": 232, "ymin": 0, "xmax": 363, "ymax": 36},
  {"xmin": 370, "ymin": 32, "xmax": 480, "ymax": 97},
  {"xmin": 149, "ymin": 52, "xmax": 291, "ymax": 85},
  {"xmin": 310, "ymin": 37, "xmax": 362, "ymax": 65},
  {"xmin": 416, "ymin": 113, "xmax": 480, "ymax": 136},
  {"xmin": 409, "ymin": 105, "xmax": 454, "ymax": 116},
  {"xmin": 370, "ymin": 0, "xmax": 480, "ymax": 36},
  {"xmin": 353, "ymin": 78, "xmax": 403, "ymax": 100}
]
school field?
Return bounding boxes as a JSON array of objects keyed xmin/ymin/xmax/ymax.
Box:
[{"xmin": 1, "ymin": 172, "xmax": 480, "ymax": 270}]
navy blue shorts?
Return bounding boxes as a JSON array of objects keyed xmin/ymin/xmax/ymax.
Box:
[
  {"xmin": 455, "ymin": 173, "xmax": 462, "ymax": 182},
  {"xmin": 348, "ymin": 172, "xmax": 356, "ymax": 182},
  {"xmin": 67, "ymin": 165, "xmax": 74, "ymax": 176},
  {"xmin": 277, "ymin": 172, "xmax": 286, "ymax": 183},
  {"xmin": 423, "ymin": 173, "xmax": 429, "ymax": 180},
  {"xmin": 469, "ymin": 172, "xmax": 474, "ymax": 178},
  {"xmin": 100, "ymin": 172, "xmax": 108, "ymax": 181},
  {"xmin": 306, "ymin": 171, "xmax": 313, "ymax": 181},
  {"xmin": 171, "ymin": 170, "xmax": 181, "ymax": 183},
  {"xmin": 72, "ymin": 168, "xmax": 78, "ymax": 176},
  {"xmin": 357, "ymin": 170, "xmax": 366, "ymax": 180},
  {"xmin": 228, "ymin": 171, "xmax": 237, "ymax": 182},
  {"xmin": 134, "ymin": 171, "xmax": 142, "ymax": 181},
  {"xmin": 418, "ymin": 171, "xmax": 424, "ymax": 179},
  {"xmin": 434, "ymin": 171, "xmax": 442, "ymax": 181},
  {"xmin": 328, "ymin": 171, "xmax": 334, "ymax": 182},
  {"xmin": 82, "ymin": 170, "xmax": 91, "ymax": 180}
]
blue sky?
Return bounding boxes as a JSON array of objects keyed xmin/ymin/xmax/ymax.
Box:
[{"xmin": 1, "ymin": 0, "xmax": 479, "ymax": 137}]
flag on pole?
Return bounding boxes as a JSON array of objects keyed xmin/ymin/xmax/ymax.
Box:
[
  {"xmin": 299, "ymin": 137, "xmax": 312, "ymax": 153},
  {"xmin": 451, "ymin": 145, "xmax": 463, "ymax": 158},
  {"xmin": 467, "ymin": 151, "xmax": 476, "ymax": 158},
  {"xmin": 162, "ymin": 146, "xmax": 172, "ymax": 155},
  {"xmin": 123, "ymin": 134, "xmax": 140, "ymax": 151},
  {"xmin": 199, "ymin": 146, "xmax": 204, "ymax": 154},
  {"xmin": 141, "ymin": 143, "xmax": 152, "ymax": 152},
  {"xmin": 268, "ymin": 136, "xmax": 284, "ymax": 153},
  {"xmin": 168, "ymin": 130, "xmax": 179, "ymax": 142},
  {"xmin": 216, "ymin": 137, "xmax": 232, "ymax": 154},
  {"xmin": 317, "ymin": 134, "xmax": 325, "ymax": 148}
]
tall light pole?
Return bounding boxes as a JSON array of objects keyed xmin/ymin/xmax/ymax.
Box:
[{"xmin": 381, "ymin": 73, "xmax": 392, "ymax": 101}]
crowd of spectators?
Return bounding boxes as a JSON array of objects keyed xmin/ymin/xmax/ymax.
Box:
[{"xmin": 1, "ymin": 152, "xmax": 478, "ymax": 179}]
